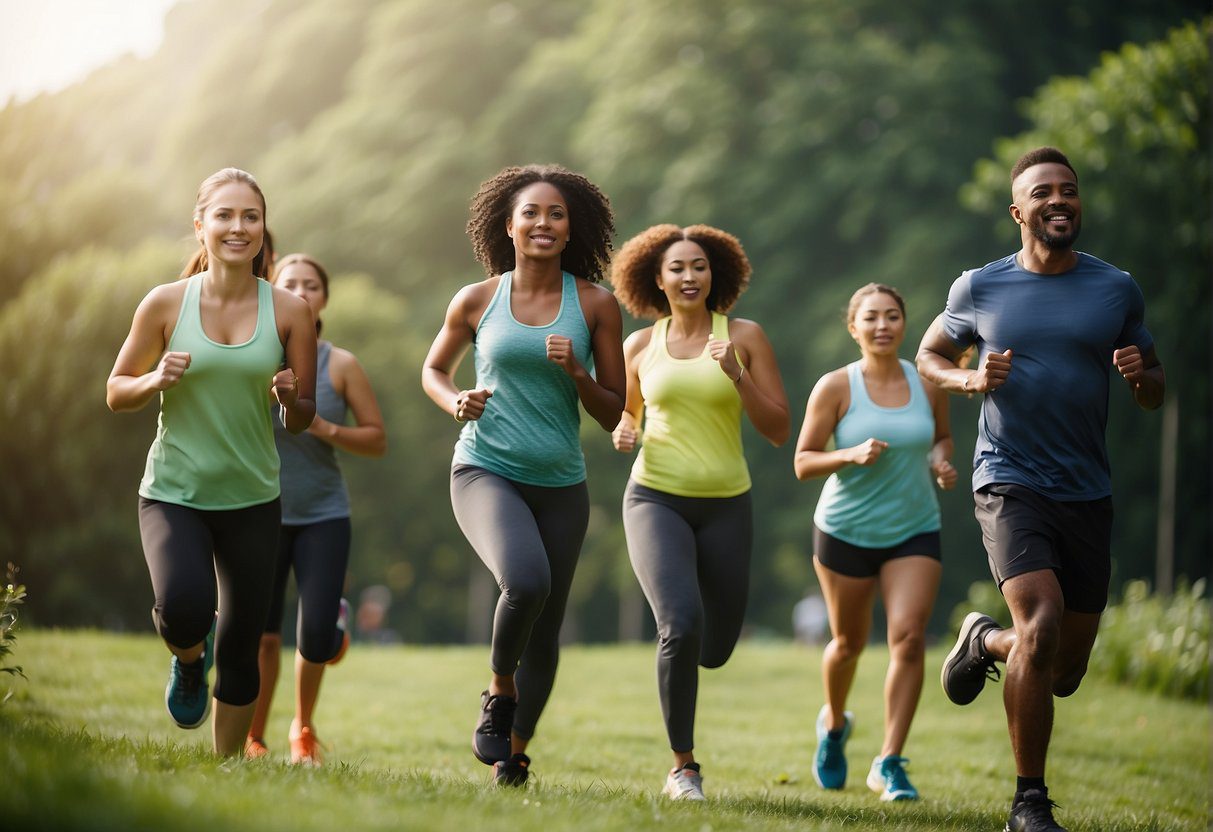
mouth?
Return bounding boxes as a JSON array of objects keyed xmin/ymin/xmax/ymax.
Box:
[
  {"xmin": 1044, "ymin": 212, "xmax": 1072, "ymax": 227},
  {"xmin": 529, "ymin": 234, "xmax": 557, "ymax": 246},
  {"xmin": 679, "ymin": 286, "xmax": 700, "ymax": 298}
]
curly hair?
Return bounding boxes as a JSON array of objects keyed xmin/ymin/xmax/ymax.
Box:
[
  {"xmin": 610, "ymin": 224, "xmax": 752, "ymax": 319},
  {"xmin": 466, "ymin": 164, "xmax": 615, "ymax": 283}
]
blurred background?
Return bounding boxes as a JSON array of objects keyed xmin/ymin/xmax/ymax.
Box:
[{"xmin": 1, "ymin": 0, "xmax": 1208, "ymax": 646}]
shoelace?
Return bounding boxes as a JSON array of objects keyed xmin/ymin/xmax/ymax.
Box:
[
  {"xmin": 1015, "ymin": 795, "xmax": 1062, "ymax": 829},
  {"xmin": 882, "ymin": 757, "xmax": 913, "ymax": 792},
  {"xmin": 821, "ymin": 736, "xmax": 845, "ymax": 768},
  {"xmin": 480, "ymin": 696, "xmax": 516, "ymax": 736},
  {"xmin": 172, "ymin": 658, "xmax": 204, "ymax": 701}
]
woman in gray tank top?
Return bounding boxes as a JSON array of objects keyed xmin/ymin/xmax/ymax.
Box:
[
  {"xmin": 422, "ymin": 165, "xmax": 625, "ymax": 787},
  {"xmin": 245, "ymin": 254, "xmax": 386, "ymax": 765}
]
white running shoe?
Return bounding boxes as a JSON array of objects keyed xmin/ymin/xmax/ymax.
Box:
[{"xmin": 662, "ymin": 764, "xmax": 706, "ymax": 801}]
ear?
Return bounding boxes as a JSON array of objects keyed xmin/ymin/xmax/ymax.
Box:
[
  {"xmin": 847, "ymin": 320, "xmax": 859, "ymax": 342},
  {"xmin": 1008, "ymin": 203, "xmax": 1024, "ymax": 225},
  {"xmin": 194, "ymin": 217, "xmax": 204, "ymax": 243},
  {"xmin": 506, "ymin": 216, "xmax": 514, "ymax": 238}
]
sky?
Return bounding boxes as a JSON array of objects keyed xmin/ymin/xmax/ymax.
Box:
[{"xmin": 0, "ymin": 0, "xmax": 178, "ymax": 105}]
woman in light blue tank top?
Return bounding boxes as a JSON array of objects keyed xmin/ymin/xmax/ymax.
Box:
[
  {"xmin": 246, "ymin": 254, "xmax": 386, "ymax": 765},
  {"xmin": 793, "ymin": 284, "xmax": 956, "ymax": 801},
  {"xmin": 422, "ymin": 165, "xmax": 625, "ymax": 785},
  {"xmin": 106, "ymin": 168, "xmax": 317, "ymax": 757}
]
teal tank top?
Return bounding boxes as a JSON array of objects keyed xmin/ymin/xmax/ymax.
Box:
[
  {"xmin": 813, "ymin": 359, "xmax": 940, "ymax": 547},
  {"xmin": 274, "ymin": 341, "xmax": 350, "ymax": 524},
  {"xmin": 139, "ymin": 274, "xmax": 284, "ymax": 509},
  {"xmin": 452, "ymin": 271, "xmax": 591, "ymax": 486}
]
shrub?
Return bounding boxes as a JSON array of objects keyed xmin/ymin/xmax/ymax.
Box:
[{"xmin": 1, "ymin": 562, "xmax": 27, "ymax": 703}]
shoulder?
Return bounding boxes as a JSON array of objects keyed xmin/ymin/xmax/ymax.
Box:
[
  {"xmin": 725, "ymin": 317, "xmax": 766, "ymax": 341},
  {"xmin": 623, "ymin": 326, "xmax": 654, "ymax": 361},
  {"xmin": 136, "ymin": 279, "xmax": 188, "ymax": 320},
  {"xmin": 450, "ymin": 276, "xmax": 500, "ymax": 315},
  {"xmin": 812, "ymin": 366, "xmax": 851, "ymax": 400},
  {"xmin": 270, "ymin": 283, "xmax": 311, "ymax": 317},
  {"xmin": 576, "ymin": 277, "xmax": 618, "ymax": 309}
]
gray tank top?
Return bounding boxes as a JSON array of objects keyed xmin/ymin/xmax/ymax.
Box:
[{"xmin": 273, "ymin": 340, "xmax": 350, "ymax": 523}]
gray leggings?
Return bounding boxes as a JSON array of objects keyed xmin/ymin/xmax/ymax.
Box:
[
  {"xmin": 450, "ymin": 464, "xmax": 589, "ymax": 740},
  {"xmin": 623, "ymin": 480, "xmax": 752, "ymax": 752}
]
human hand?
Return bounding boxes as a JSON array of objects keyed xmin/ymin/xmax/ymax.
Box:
[
  {"xmin": 154, "ymin": 351, "xmax": 191, "ymax": 390},
  {"xmin": 849, "ymin": 437, "xmax": 888, "ymax": 466},
  {"xmin": 1113, "ymin": 345, "xmax": 1144, "ymax": 388},
  {"xmin": 707, "ymin": 338, "xmax": 743, "ymax": 382},
  {"xmin": 454, "ymin": 388, "xmax": 493, "ymax": 422},
  {"xmin": 932, "ymin": 458, "xmax": 958, "ymax": 490},
  {"xmin": 966, "ymin": 348, "xmax": 1012, "ymax": 393},
  {"xmin": 546, "ymin": 334, "xmax": 580, "ymax": 377},
  {"xmin": 272, "ymin": 367, "xmax": 299, "ymax": 406},
  {"xmin": 612, "ymin": 416, "xmax": 639, "ymax": 452}
]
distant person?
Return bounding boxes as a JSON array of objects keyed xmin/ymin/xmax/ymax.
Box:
[
  {"xmin": 794, "ymin": 283, "xmax": 955, "ymax": 801},
  {"xmin": 106, "ymin": 168, "xmax": 316, "ymax": 756},
  {"xmin": 917, "ymin": 146, "xmax": 1165, "ymax": 832},
  {"xmin": 421, "ymin": 164, "xmax": 625, "ymax": 786},
  {"xmin": 792, "ymin": 590, "xmax": 828, "ymax": 646},
  {"xmin": 245, "ymin": 253, "xmax": 387, "ymax": 765},
  {"xmin": 609, "ymin": 224, "xmax": 790, "ymax": 801}
]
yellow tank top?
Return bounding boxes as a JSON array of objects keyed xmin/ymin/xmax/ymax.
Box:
[{"xmin": 631, "ymin": 313, "xmax": 750, "ymax": 498}]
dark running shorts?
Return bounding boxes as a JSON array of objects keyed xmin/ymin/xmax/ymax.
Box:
[
  {"xmin": 973, "ymin": 483, "xmax": 1113, "ymax": 614},
  {"xmin": 813, "ymin": 525, "xmax": 941, "ymax": 579}
]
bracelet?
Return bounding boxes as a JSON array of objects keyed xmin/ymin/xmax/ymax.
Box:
[
  {"xmin": 962, "ymin": 372, "xmax": 975, "ymax": 392},
  {"xmin": 732, "ymin": 366, "xmax": 746, "ymax": 384},
  {"xmin": 453, "ymin": 409, "xmax": 466, "ymax": 423}
]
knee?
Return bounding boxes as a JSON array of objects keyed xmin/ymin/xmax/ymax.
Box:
[
  {"xmin": 297, "ymin": 624, "xmax": 334, "ymax": 664},
  {"xmin": 888, "ymin": 628, "xmax": 927, "ymax": 664},
  {"xmin": 1052, "ymin": 660, "xmax": 1090, "ymax": 698},
  {"xmin": 501, "ymin": 574, "xmax": 551, "ymax": 614},
  {"xmin": 658, "ymin": 614, "xmax": 702, "ymax": 660},
  {"xmin": 154, "ymin": 597, "xmax": 214, "ymax": 650},
  {"xmin": 258, "ymin": 633, "xmax": 281, "ymax": 659},
  {"xmin": 1014, "ymin": 615, "xmax": 1062, "ymax": 668},
  {"xmin": 828, "ymin": 635, "xmax": 865, "ymax": 664}
]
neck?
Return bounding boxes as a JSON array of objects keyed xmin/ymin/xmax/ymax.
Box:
[
  {"xmin": 1018, "ymin": 239, "xmax": 1078, "ymax": 275},
  {"xmin": 202, "ymin": 260, "xmax": 257, "ymax": 298},
  {"xmin": 667, "ymin": 305, "xmax": 712, "ymax": 337},
  {"xmin": 859, "ymin": 352, "xmax": 902, "ymax": 378},
  {"xmin": 511, "ymin": 255, "xmax": 564, "ymax": 287}
]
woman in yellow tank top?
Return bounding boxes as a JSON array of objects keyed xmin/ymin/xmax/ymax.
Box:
[{"xmin": 610, "ymin": 224, "xmax": 789, "ymax": 801}]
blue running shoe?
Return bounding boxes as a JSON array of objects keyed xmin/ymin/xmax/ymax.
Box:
[
  {"xmin": 813, "ymin": 704, "xmax": 852, "ymax": 789},
  {"xmin": 867, "ymin": 755, "xmax": 918, "ymax": 801},
  {"xmin": 165, "ymin": 622, "xmax": 214, "ymax": 729}
]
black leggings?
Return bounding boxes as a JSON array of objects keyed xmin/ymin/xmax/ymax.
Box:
[
  {"xmin": 263, "ymin": 517, "xmax": 351, "ymax": 663},
  {"xmin": 450, "ymin": 464, "xmax": 589, "ymax": 740},
  {"xmin": 138, "ymin": 497, "xmax": 280, "ymax": 706},
  {"xmin": 622, "ymin": 480, "xmax": 752, "ymax": 752}
]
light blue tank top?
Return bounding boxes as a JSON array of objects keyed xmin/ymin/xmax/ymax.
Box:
[
  {"xmin": 273, "ymin": 341, "xmax": 350, "ymax": 524},
  {"xmin": 814, "ymin": 359, "xmax": 940, "ymax": 547},
  {"xmin": 452, "ymin": 271, "xmax": 592, "ymax": 486}
]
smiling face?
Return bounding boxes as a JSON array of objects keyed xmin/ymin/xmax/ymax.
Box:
[
  {"xmin": 1011, "ymin": 162, "xmax": 1082, "ymax": 250},
  {"xmin": 656, "ymin": 239, "xmax": 711, "ymax": 312},
  {"xmin": 848, "ymin": 291, "xmax": 905, "ymax": 355},
  {"xmin": 273, "ymin": 259, "xmax": 328, "ymax": 323},
  {"xmin": 506, "ymin": 181, "xmax": 570, "ymax": 262},
  {"xmin": 193, "ymin": 182, "xmax": 265, "ymax": 269}
]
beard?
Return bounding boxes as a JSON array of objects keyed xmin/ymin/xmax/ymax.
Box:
[{"xmin": 1029, "ymin": 214, "xmax": 1081, "ymax": 250}]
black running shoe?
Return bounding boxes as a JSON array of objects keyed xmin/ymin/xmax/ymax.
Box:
[
  {"xmin": 472, "ymin": 690, "xmax": 516, "ymax": 765},
  {"xmin": 941, "ymin": 611, "xmax": 1001, "ymax": 705},
  {"xmin": 494, "ymin": 752, "xmax": 530, "ymax": 787},
  {"xmin": 1006, "ymin": 789, "xmax": 1067, "ymax": 831}
]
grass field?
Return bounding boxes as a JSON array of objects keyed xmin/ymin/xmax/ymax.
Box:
[{"xmin": 1, "ymin": 630, "xmax": 1207, "ymax": 831}]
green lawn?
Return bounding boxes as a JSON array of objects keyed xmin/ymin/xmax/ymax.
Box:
[{"xmin": 1, "ymin": 630, "xmax": 1207, "ymax": 831}]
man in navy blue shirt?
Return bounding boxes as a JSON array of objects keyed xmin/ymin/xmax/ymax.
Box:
[{"xmin": 917, "ymin": 146, "xmax": 1165, "ymax": 832}]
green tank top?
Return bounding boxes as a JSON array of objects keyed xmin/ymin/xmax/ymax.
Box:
[
  {"xmin": 139, "ymin": 274, "xmax": 284, "ymax": 509},
  {"xmin": 631, "ymin": 313, "xmax": 751, "ymax": 498}
]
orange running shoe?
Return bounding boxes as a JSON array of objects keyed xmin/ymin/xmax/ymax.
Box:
[
  {"xmin": 290, "ymin": 727, "xmax": 324, "ymax": 766},
  {"xmin": 245, "ymin": 735, "xmax": 269, "ymax": 760}
]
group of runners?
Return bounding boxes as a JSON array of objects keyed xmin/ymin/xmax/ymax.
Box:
[{"xmin": 107, "ymin": 146, "xmax": 1164, "ymax": 832}]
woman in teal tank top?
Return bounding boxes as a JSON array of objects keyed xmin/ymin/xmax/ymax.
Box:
[
  {"xmin": 609, "ymin": 224, "xmax": 790, "ymax": 801},
  {"xmin": 793, "ymin": 283, "xmax": 956, "ymax": 800},
  {"xmin": 106, "ymin": 168, "xmax": 317, "ymax": 757},
  {"xmin": 422, "ymin": 165, "xmax": 625, "ymax": 786}
]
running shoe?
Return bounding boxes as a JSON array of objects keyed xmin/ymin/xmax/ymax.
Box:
[
  {"xmin": 866, "ymin": 755, "xmax": 918, "ymax": 801},
  {"xmin": 493, "ymin": 752, "xmax": 531, "ymax": 787},
  {"xmin": 813, "ymin": 704, "xmax": 853, "ymax": 789},
  {"xmin": 290, "ymin": 726, "xmax": 323, "ymax": 766},
  {"xmin": 1006, "ymin": 789, "xmax": 1067, "ymax": 831},
  {"xmin": 327, "ymin": 597, "xmax": 351, "ymax": 666},
  {"xmin": 662, "ymin": 763, "xmax": 706, "ymax": 801},
  {"xmin": 472, "ymin": 690, "xmax": 516, "ymax": 765},
  {"xmin": 164, "ymin": 622, "xmax": 215, "ymax": 729},
  {"xmin": 245, "ymin": 735, "xmax": 269, "ymax": 760},
  {"xmin": 941, "ymin": 612, "xmax": 1002, "ymax": 705}
]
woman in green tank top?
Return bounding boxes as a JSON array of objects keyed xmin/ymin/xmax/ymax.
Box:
[
  {"xmin": 106, "ymin": 168, "xmax": 317, "ymax": 757},
  {"xmin": 609, "ymin": 224, "xmax": 790, "ymax": 800}
]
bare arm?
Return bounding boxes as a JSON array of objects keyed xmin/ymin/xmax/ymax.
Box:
[
  {"xmin": 1113, "ymin": 344, "xmax": 1165, "ymax": 411},
  {"xmin": 794, "ymin": 370, "xmax": 887, "ymax": 480},
  {"xmin": 551, "ymin": 283, "xmax": 625, "ymax": 432},
  {"xmin": 309, "ymin": 347, "xmax": 386, "ymax": 457},
  {"xmin": 611, "ymin": 329, "xmax": 651, "ymax": 453},
  {"xmin": 916, "ymin": 314, "xmax": 1011, "ymax": 394},
  {"xmin": 709, "ymin": 319, "xmax": 790, "ymax": 446},
  {"xmin": 107, "ymin": 284, "xmax": 189, "ymax": 412},
  {"xmin": 421, "ymin": 283, "xmax": 493, "ymax": 421},
  {"xmin": 273, "ymin": 288, "xmax": 317, "ymax": 434},
  {"xmin": 925, "ymin": 378, "xmax": 957, "ymax": 490}
]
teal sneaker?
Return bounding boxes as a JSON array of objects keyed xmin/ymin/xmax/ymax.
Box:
[
  {"xmin": 866, "ymin": 755, "xmax": 918, "ymax": 801},
  {"xmin": 813, "ymin": 704, "xmax": 852, "ymax": 789},
  {"xmin": 165, "ymin": 620, "xmax": 215, "ymax": 729}
]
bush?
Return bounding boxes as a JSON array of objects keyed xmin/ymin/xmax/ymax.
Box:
[
  {"xmin": 948, "ymin": 580, "xmax": 1012, "ymax": 634},
  {"xmin": 1091, "ymin": 578, "xmax": 1209, "ymax": 701},
  {"xmin": 1, "ymin": 562, "xmax": 27, "ymax": 703}
]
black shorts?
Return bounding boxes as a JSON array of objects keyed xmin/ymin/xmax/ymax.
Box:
[
  {"xmin": 973, "ymin": 483, "xmax": 1113, "ymax": 614},
  {"xmin": 813, "ymin": 525, "xmax": 941, "ymax": 579}
]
